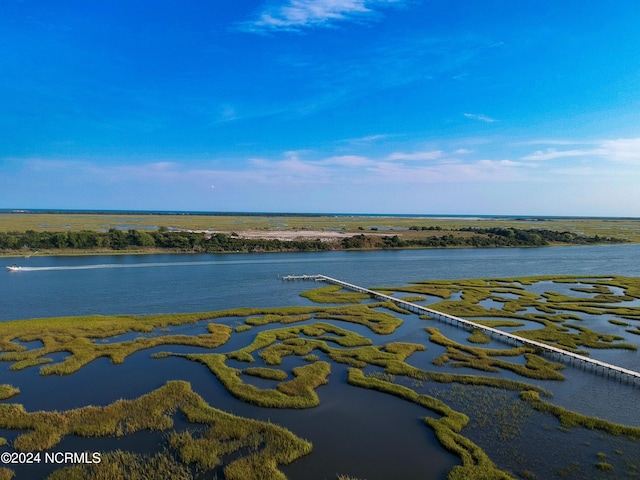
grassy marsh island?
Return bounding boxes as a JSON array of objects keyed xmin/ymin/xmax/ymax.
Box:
[
  {"xmin": 1, "ymin": 276, "xmax": 639, "ymax": 478},
  {"xmin": 377, "ymin": 275, "xmax": 640, "ymax": 353},
  {"xmin": 0, "ymin": 381, "xmax": 312, "ymax": 480}
]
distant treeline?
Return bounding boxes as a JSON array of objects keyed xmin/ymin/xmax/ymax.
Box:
[
  {"xmin": 0, "ymin": 226, "xmax": 627, "ymax": 254},
  {"xmin": 0, "ymin": 228, "xmax": 331, "ymax": 253},
  {"xmin": 345, "ymin": 227, "xmax": 626, "ymax": 250}
]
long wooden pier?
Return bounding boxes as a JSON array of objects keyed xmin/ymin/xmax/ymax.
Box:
[
  {"xmin": 305, "ymin": 274, "xmax": 640, "ymax": 384},
  {"xmin": 281, "ymin": 274, "xmax": 323, "ymax": 281}
]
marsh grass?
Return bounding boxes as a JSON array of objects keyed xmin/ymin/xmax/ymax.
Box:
[
  {"xmin": 608, "ymin": 319, "xmax": 629, "ymax": 326},
  {"xmin": 4, "ymin": 213, "xmax": 638, "ymax": 242},
  {"xmin": 427, "ymin": 328, "xmax": 565, "ymax": 380},
  {"xmin": 0, "ymin": 303, "xmax": 405, "ymax": 380},
  {"xmin": 47, "ymin": 450, "xmax": 193, "ymax": 480},
  {"xmin": 242, "ymin": 303, "xmax": 404, "ymax": 334},
  {"xmin": 0, "ymin": 381, "xmax": 312, "ymax": 480},
  {"xmin": 520, "ymin": 391, "xmax": 640, "ymax": 438},
  {"xmin": 474, "ymin": 320, "xmax": 526, "ymax": 328},
  {"xmin": 399, "ymin": 295, "xmax": 427, "ymax": 302},
  {"xmin": 468, "ymin": 329, "xmax": 491, "ymax": 344},
  {"xmin": 380, "ymin": 275, "xmax": 640, "ymax": 355},
  {"xmin": 1, "ymin": 323, "xmax": 232, "ymax": 375},
  {"xmin": 0, "ymin": 385, "xmax": 19, "ymax": 400},
  {"xmin": 513, "ymin": 321, "xmax": 637, "ymax": 352},
  {"xmin": 595, "ymin": 462, "xmax": 614, "ymax": 471},
  {"xmin": 157, "ymin": 322, "xmax": 432, "ymax": 408},
  {"xmin": 227, "ymin": 323, "xmax": 373, "ymax": 364},
  {"xmin": 314, "ymin": 304, "xmax": 404, "ymax": 334},
  {"xmin": 0, "ymin": 303, "xmax": 398, "ymax": 376},
  {"xmin": 243, "ymin": 367, "xmax": 288, "ymax": 381},
  {"xmin": 430, "ymin": 385, "xmax": 533, "ymax": 442},
  {"xmin": 3, "ymin": 273, "xmax": 640, "ymax": 480},
  {"xmin": 245, "ymin": 313, "xmax": 313, "ymax": 326},
  {"xmin": 300, "ymin": 285, "xmax": 371, "ymax": 304},
  {"xmin": 162, "ymin": 352, "xmax": 331, "ymax": 409},
  {"xmin": 347, "ymin": 369, "xmax": 515, "ymax": 480}
]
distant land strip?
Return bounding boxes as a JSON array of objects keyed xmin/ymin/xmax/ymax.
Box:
[{"xmin": 0, "ymin": 226, "xmax": 627, "ymax": 256}]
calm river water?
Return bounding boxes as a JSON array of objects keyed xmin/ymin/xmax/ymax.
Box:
[{"xmin": 2, "ymin": 244, "xmax": 640, "ymax": 479}]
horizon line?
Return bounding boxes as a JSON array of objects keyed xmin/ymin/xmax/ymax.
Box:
[{"xmin": 1, "ymin": 208, "xmax": 639, "ymax": 221}]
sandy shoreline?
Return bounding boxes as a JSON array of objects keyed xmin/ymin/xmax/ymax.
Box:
[{"xmin": 188, "ymin": 229, "xmax": 397, "ymax": 242}]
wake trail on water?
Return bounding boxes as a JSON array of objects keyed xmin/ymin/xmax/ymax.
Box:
[
  {"xmin": 8, "ymin": 256, "xmax": 322, "ymax": 273},
  {"xmin": 13, "ymin": 261, "xmax": 221, "ymax": 272}
]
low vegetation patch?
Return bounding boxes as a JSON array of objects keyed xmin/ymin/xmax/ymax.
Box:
[
  {"xmin": 379, "ymin": 275, "xmax": 640, "ymax": 356},
  {"xmin": 0, "ymin": 381, "xmax": 312, "ymax": 480},
  {"xmin": 0, "ymin": 385, "xmax": 19, "ymax": 400},
  {"xmin": 160, "ymin": 352, "xmax": 331, "ymax": 409},
  {"xmin": 427, "ymin": 328, "xmax": 565, "ymax": 380},
  {"xmin": 47, "ymin": 450, "xmax": 193, "ymax": 480},
  {"xmin": 300, "ymin": 285, "xmax": 371, "ymax": 303},
  {"xmin": 347, "ymin": 369, "xmax": 515, "ymax": 480},
  {"xmin": 2, "ymin": 273, "xmax": 640, "ymax": 480},
  {"xmin": 520, "ymin": 391, "xmax": 640, "ymax": 438}
]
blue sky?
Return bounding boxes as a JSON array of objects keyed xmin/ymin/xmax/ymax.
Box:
[{"xmin": 1, "ymin": 1, "xmax": 639, "ymax": 216}]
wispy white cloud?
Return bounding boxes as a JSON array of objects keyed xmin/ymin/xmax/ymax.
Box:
[
  {"xmin": 344, "ymin": 134, "xmax": 394, "ymax": 144},
  {"xmin": 514, "ymin": 139, "xmax": 584, "ymax": 146},
  {"xmin": 521, "ymin": 148, "xmax": 606, "ymax": 162},
  {"xmin": 240, "ymin": 0, "xmax": 403, "ymax": 33},
  {"xmin": 600, "ymin": 138, "xmax": 640, "ymax": 163},
  {"xmin": 387, "ymin": 150, "xmax": 442, "ymax": 161},
  {"xmin": 463, "ymin": 113, "xmax": 496, "ymax": 123},
  {"xmin": 321, "ymin": 155, "xmax": 373, "ymax": 167},
  {"xmin": 520, "ymin": 137, "xmax": 640, "ymax": 164}
]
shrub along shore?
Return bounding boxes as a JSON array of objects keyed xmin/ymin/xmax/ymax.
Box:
[{"xmin": 0, "ymin": 224, "xmax": 629, "ymax": 257}]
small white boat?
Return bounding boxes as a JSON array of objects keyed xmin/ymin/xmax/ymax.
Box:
[{"xmin": 6, "ymin": 265, "xmax": 21, "ymax": 272}]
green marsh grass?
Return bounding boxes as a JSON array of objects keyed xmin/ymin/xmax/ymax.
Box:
[
  {"xmin": 430, "ymin": 385, "xmax": 533, "ymax": 442},
  {"xmin": 314, "ymin": 304, "xmax": 404, "ymax": 334},
  {"xmin": 4, "ymin": 213, "xmax": 638, "ymax": 242},
  {"xmin": 520, "ymin": 391, "xmax": 640, "ymax": 438},
  {"xmin": 243, "ymin": 367, "xmax": 289, "ymax": 381},
  {"xmin": 608, "ymin": 319, "xmax": 629, "ymax": 326},
  {"xmin": 0, "ymin": 381, "xmax": 312, "ymax": 480},
  {"xmin": 427, "ymin": 327, "xmax": 565, "ymax": 380},
  {"xmin": 47, "ymin": 450, "xmax": 193, "ymax": 480},
  {"xmin": 3, "ymin": 273, "xmax": 640, "ymax": 479},
  {"xmin": 347, "ymin": 369, "xmax": 515, "ymax": 480},
  {"xmin": 380, "ymin": 275, "xmax": 640, "ymax": 356},
  {"xmin": 0, "ymin": 311, "xmax": 238, "ymax": 372},
  {"xmin": 468, "ymin": 329, "xmax": 491, "ymax": 344},
  {"xmin": 0, "ymin": 385, "xmax": 19, "ymax": 400},
  {"xmin": 595, "ymin": 462, "xmax": 614, "ymax": 472},
  {"xmin": 300, "ymin": 285, "xmax": 371, "ymax": 303},
  {"xmin": 0, "ymin": 303, "xmax": 401, "ymax": 376},
  {"xmin": 162, "ymin": 352, "xmax": 331, "ymax": 408}
]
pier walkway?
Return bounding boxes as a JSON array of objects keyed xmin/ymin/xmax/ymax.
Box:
[{"xmin": 290, "ymin": 274, "xmax": 640, "ymax": 384}]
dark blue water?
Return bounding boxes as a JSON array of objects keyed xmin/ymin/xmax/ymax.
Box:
[
  {"xmin": 2, "ymin": 245, "xmax": 640, "ymax": 479},
  {"xmin": 4, "ymin": 244, "xmax": 640, "ymax": 321}
]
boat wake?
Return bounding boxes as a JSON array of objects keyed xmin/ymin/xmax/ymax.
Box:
[{"xmin": 7, "ymin": 261, "xmax": 223, "ymax": 272}]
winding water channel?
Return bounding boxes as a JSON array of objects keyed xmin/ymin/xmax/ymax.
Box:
[{"xmin": 2, "ymin": 244, "xmax": 640, "ymax": 479}]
